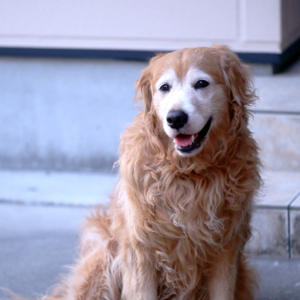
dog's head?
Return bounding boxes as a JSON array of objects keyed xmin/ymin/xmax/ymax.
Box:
[{"xmin": 136, "ymin": 46, "xmax": 255, "ymax": 158}]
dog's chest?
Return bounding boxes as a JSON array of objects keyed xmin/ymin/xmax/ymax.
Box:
[
  {"xmin": 143, "ymin": 173, "xmax": 228, "ymax": 256},
  {"xmin": 154, "ymin": 233, "xmax": 207, "ymax": 298}
]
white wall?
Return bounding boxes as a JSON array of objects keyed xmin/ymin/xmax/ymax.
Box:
[{"xmin": 1, "ymin": 0, "xmax": 298, "ymax": 54}]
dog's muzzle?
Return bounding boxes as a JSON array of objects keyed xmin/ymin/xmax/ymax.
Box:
[{"xmin": 174, "ymin": 117, "xmax": 213, "ymax": 154}]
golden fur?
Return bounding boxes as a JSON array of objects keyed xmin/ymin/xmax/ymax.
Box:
[{"xmin": 9, "ymin": 46, "xmax": 261, "ymax": 300}]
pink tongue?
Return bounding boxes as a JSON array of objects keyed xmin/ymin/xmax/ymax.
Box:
[{"xmin": 175, "ymin": 134, "xmax": 194, "ymax": 147}]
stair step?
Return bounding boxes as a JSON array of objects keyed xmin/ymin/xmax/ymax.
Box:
[
  {"xmin": 0, "ymin": 170, "xmax": 117, "ymax": 207},
  {"xmin": 1, "ymin": 58, "xmax": 299, "ymax": 172},
  {"xmin": 1, "ymin": 170, "xmax": 300, "ymax": 258},
  {"xmin": 254, "ymin": 74, "xmax": 300, "ymax": 114},
  {"xmin": 249, "ymin": 65, "xmax": 300, "ymax": 171},
  {"xmin": 250, "ymin": 113, "xmax": 300, "ymax": 171},
  {"xmin": 247, "ymin": 171, "xmax": 300, "ymax": 258}
]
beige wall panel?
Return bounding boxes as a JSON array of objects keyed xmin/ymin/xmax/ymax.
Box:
[
  {"xmin": 0, "ymin": 0, "xmax": 237, "ymax": 46},
  {"xmin": 0, "ymin": 0, "xmax": 298, "ymax": 53},
  {"xmin": 243, "ymin": 0, "xmax": 281, "ymax": 42}
]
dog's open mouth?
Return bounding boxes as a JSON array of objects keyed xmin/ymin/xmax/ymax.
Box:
[{"xmin": 174, "ymin": 117, "xmax": 212, "ymax": 153}]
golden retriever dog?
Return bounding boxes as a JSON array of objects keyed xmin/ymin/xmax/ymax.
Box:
[{"xmin": 11, "ymin": 46, "xmax": 261, "ymax": 300}]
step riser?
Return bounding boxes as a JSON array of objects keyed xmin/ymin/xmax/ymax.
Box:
[
  {"xmin": 250, "ymin": 113, "xmax": 300, "ymax": 171},
  {"xmin": 0, "ymin": 58, "xmax": 144, "ymax": 172},
  {"xmin": 2, "ymin": 111, "xmax": 299, "ymax": 172},
  {"xmin": 291, "ymin": 209, "xmax": 300, "ymax": 257},
  {"xmin": 1, "ymin": 170, "xmax": 300, "ymax": 258},
  {"xmin": 247, "ymin": 207, "xmax": 300, "ymax": 258}
]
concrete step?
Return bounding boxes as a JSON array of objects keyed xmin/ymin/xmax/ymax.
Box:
[
  {"xmin": 0, "ymin": 58, "xmax": 145, "ymax": 172},
  {"xmin": 250, "ymin": 113, "xmax": 300, "ymax": 171},
  {"xmin": 1, "ymin": 170, "xmax": 300, "ymax": 258},
  {"xmin": 253, "ymin": 70, "xmax": 300, "ymax": 114},
  {"xmin": 247, "ymin": 171, "xmax": 300, "ymax": 258},
  {"xmin": 0, "ymin": 170, "xmax": 117, "ymax": 207},
  {"xmin": 1, "ymin": 57, "xmax": 299, "ymax": 172},
  {"xmin": 250, "ymin": 65, "xmax": 300, "ymax": 171}
]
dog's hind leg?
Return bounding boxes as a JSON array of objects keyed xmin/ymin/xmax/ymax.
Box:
[
  {"xmin": 41, "ymin": 210, "xmax": 122, "ymax": 300},
  {"xmin": 64, "ymin": 245, "xmax": 120, "ymax": 300},
  {"xmin": 60, "ymin": 211, "xmax": 121, "ymax": 300}
]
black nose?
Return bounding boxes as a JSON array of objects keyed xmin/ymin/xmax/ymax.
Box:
[{"xmin": 166, "ymin": 110, "xmax": 188, "ymax": 130}]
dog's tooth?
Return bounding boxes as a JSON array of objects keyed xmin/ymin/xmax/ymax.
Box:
[{"xmin": 192, "ymin": 135, "xmax": 195, "ymax": 143}]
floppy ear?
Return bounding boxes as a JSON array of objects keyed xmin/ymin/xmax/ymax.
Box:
[
  {"xmin": 135, "ymin": 66, "xmax": 152, "ymax": 113},
  {"xmin": 135, "ymin": 53, "xmax": 166, "ymax": 114},
  {"xmin": 215, "ymin": 45, "xmax": 256, "ymax": 108}
]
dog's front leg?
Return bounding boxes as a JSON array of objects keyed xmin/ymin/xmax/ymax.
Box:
[
  {"xmin": 122, "ymin": 243, "xmax": 157, "ymax": 300},
  {"xmin": 207, "ymin": 245, "xmax": 238, "ymax": 300}
]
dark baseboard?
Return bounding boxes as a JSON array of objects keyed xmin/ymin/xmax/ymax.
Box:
[
  {"xmin": 0, "ymin": 47, "xmax": 157, "ymax": 62},
  {"xmin": 237, "ymin": 37, "xmax": 300, "ymax": 74},
  {"xmin": 0, "ymin": 37, "xmax": 299, "ymax": 73}
]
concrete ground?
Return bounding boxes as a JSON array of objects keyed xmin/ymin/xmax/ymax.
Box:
[
  {"xmin": 0, "ymin": 205, "xmax": 300, "ymax": 300},
  {"xmin": 1, "ymin": 172, "xmax": 300, "ymax": 300}
]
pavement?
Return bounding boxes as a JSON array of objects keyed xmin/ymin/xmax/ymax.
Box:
[{"xmin": 0, "ymin": 171, "xmax": 300, "ymax": 300}]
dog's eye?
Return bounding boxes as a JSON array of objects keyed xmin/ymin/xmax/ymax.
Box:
[
  {"xmin": 194, "ymin": 80, "xmax": 209, "ymax": 89},
  {"xmin": 159, "ymin": 83, "xmax": 171, "ymax": 92}
]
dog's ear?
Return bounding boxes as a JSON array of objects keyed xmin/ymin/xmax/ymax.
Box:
[
  {"xmin": 214, "ymin": 45, "xmax": 256, "ymax": 108},
  {"xmin": 135, "ymin": 53, "xmax": 166, "ymax": 113},
  {"xmin": 135, "ymin": 65, "xmax": 152, "ymax": 113}
]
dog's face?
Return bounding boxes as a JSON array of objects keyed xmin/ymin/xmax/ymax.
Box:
[
  {"xmin": 137, "ymin": 46, "xmax": 251, "ymax": 157},
  {"xmin": 153, "ymin": 65, "xmax": 227, "ymax": 157}
]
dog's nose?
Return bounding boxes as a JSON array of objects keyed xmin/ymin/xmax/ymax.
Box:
[{"xmin": 166, "ymin": 110, "xmax": 188, "ymax": 130}]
